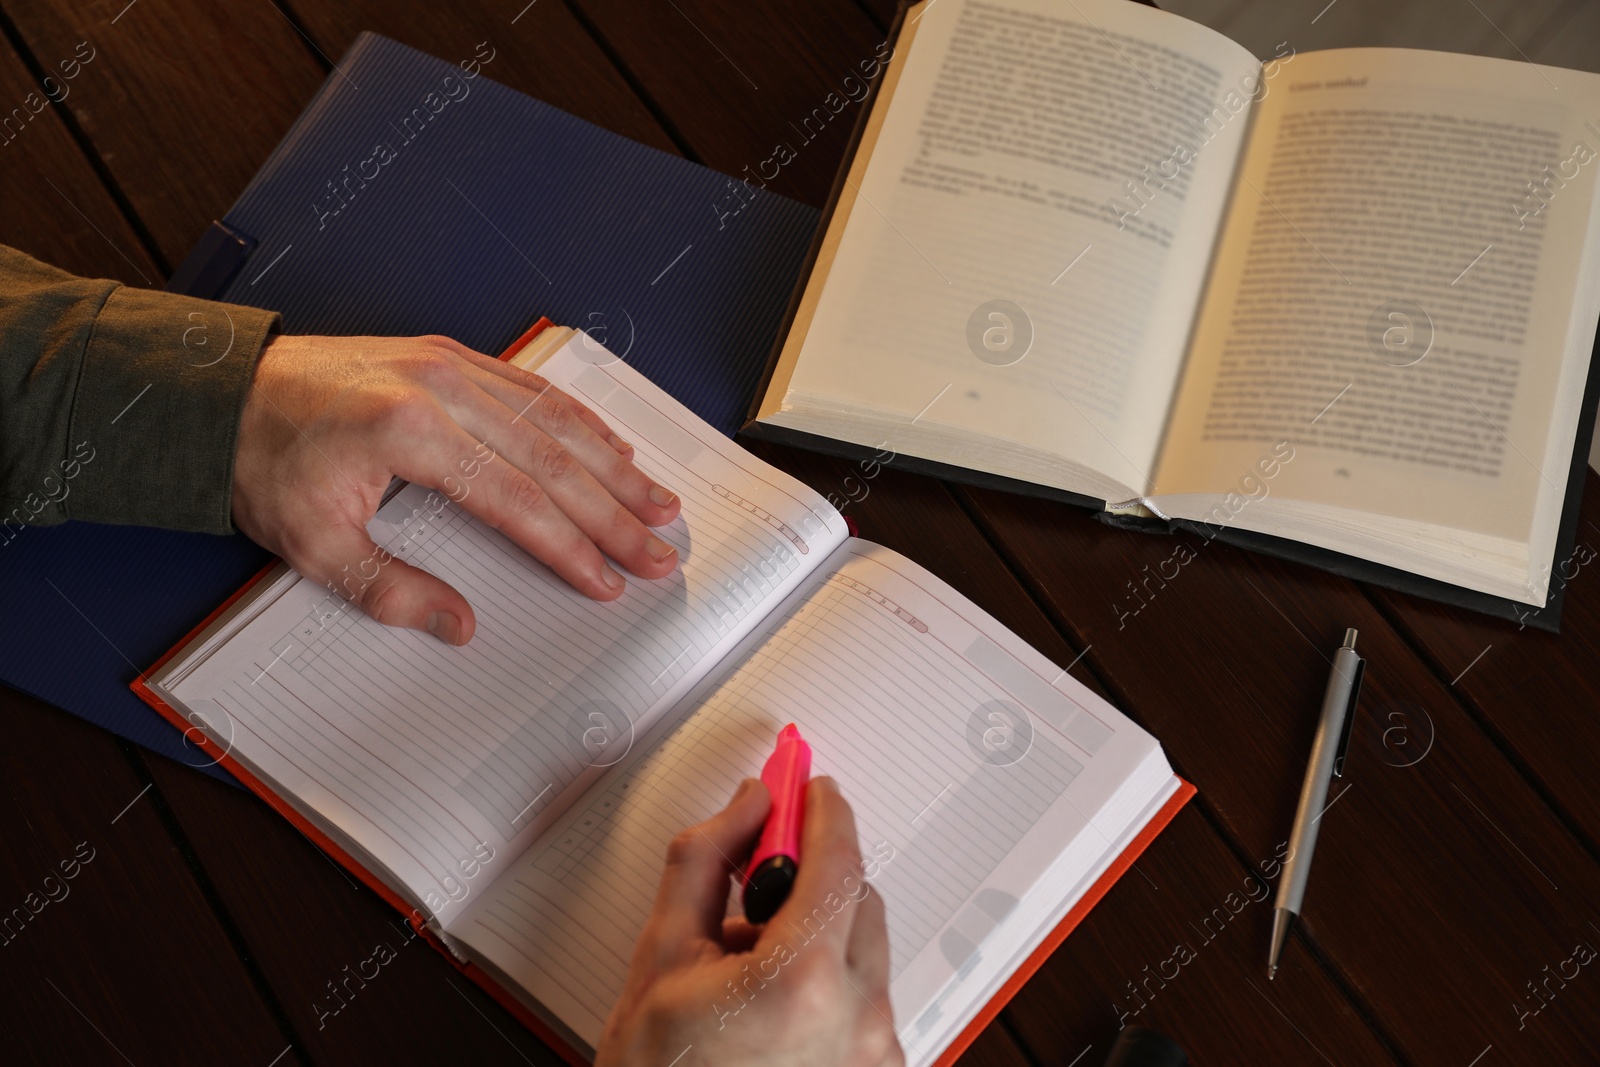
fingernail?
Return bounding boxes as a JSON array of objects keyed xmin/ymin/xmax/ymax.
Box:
[
  {"xmin": 608, "ymin": 433, "xmax": 633, "ymax": 455},
  {"xmin": 601, "ymin": 565, "xmax": 625, "ymax": 591},
  {"xmin": 645, "ymin": 535, "xmax": 677, "ymax": 563},
  {"xmin": 425, "ymin": 611, "xmax": 461, "ymax": 644},
  {"xmin": 648, "ymin": 485, "xmax": 677, "ymax": 508}
]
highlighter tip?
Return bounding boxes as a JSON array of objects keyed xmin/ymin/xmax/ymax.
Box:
[{"xmin": 779, "ymin": 723, "xmax": 803, "ymax": 741}]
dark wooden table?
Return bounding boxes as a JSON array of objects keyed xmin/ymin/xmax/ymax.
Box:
[{"xmin": 3, "ymin": 1, "xmax": 1599, "ymax": 1063}]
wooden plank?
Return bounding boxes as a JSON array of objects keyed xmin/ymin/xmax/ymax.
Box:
[
  {"xmin": 569, "ymin": 0, "xmax": 889, "ymax": 206},
  {"xmin": 143, "ymin": 754, "xmax": 569, "ymax": 1066},
  {"xmin": 1157, "ymin": 0, "xmax": 1552, "ymax": 64},
  {"xmin": 958, "ymin": 483, "xmax": 1600, "ymax": 1062},
  {"xmin": 0, "ymin": 688, "xmax": 302, "ymax": 1064},
  {"xmin": 1528, "ymin": 0, "xmax": 1600, "ymax": 73},
  {"xmin": 4, "ymin": 0, "xmax": 327, "ymax": 270},
  {"xmin": 748, "ymin": 442, "xmax": 1398, "ymax": 1061},
  {"xmin": 281, "ymin": 0, "xmax": 676, "ymax": 154},
  {"xmin": 958, "ymin": 1024, "xmax": 1038, "ymax": 1067},
  {"xmin": 1368, "ymin": 471, "xmax": 1600, "ymax": 852},
  {"xmin": 0, "ymin": 35, "xmax": 296, "ymax": 1057},
  {"xmin": 0, "ymin": 27, "xmax": 159, "ymax": 284},
  {"xmin": 1002, "ymin": 804, "xmax": 1399, "ymax": 1066},
  {"xmin": 853, "ymin": 0, "xmax": 898, "ymax": 33}
]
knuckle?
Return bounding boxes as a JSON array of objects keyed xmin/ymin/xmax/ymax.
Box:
[
  {"xmin": 359, "ymin": 577, "xmax": 401, "ymax": 624},
  {"xmin": 786, "ymin": 960, "xmax": 843, "ymax": 1017},
  {"xmin": 377, "ymin": 392, "xmax": 437, "ymax": 438},
  {"xmin": 855, "ymin": 1022, "xmax": 892, "ymax": 1064},
  {"xmin": 822, "ymin": 838, "xmax": 863, "ymax": 874},
  {"xmin": 538, "ymin": 394, "xmax": 574, "ymax": 434},
  {"xmin": 865, "ymin": 1022, "xmax": 904, "ymax": 1067},
  {"xmin": 396, "ymin": 340, "xmax": 467, "ymax": 390},
  {"xmin": 788, "ymin": 944, "xmax": 838, "ymax": 984},
  {"xmin": 406, "ymin": 347, "xmax": 456, "ymax": 388},
  {"xmin": 535, "ymin": 438, "xmax": 574, "ymax": 481},
  {"xmin": 663, "ymin": 828, "xmax": 709, "ymax": 868},
  {"xmin": 495, "ymin": 475, "xmax": 545, "ymax": 525}
]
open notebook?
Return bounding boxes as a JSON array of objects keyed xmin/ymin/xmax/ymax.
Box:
[
  {"xmin": 135, "ymin": 325, "xmax": 1189, "ymax": 1065},
  {"xmin": 749, "ymin": 0, "xmax": 1600, "ymax": 624}
]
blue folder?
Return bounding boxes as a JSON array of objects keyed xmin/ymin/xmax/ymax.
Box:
[{"xmin": 0, "ymin": 34, "xmax": 818, "ymax": 780}]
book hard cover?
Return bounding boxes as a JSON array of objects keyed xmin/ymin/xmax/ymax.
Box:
[
  {"xmin": 134, "ymin": 323, "xmax": 1193, "ymax": 1065},
  {"xmin": 746, "ymin": 0, "xmax": 1600, "ymax": 632}
]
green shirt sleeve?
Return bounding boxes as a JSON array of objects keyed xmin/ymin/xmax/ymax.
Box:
[{"xmin": 0, "ymin": 244, "xmax": 280, "ymax": 536}]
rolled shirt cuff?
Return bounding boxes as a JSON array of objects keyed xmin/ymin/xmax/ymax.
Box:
[{"xmin": 66, "ymin": 286, "xmax": 279, "ymax": 533}]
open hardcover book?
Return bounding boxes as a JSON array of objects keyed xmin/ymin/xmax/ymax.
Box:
[
  {"xmin": 748, "ymin": 0, "xmax": 1600, "ymax": 626},
  {"xmin": 135, "ymin": 325, "xmax": 1190, "ymax": 1065}
]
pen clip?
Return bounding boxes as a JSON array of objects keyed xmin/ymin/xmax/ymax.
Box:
[{"xmin": 1332, "ymin": 656, "xmax": 1365, "ymax": 778}]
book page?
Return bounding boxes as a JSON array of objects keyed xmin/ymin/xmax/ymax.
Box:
[
  {"xmin": 154, "ymin": 335, "xmax": 849, "ymax": 925},
  {"xmin": 1155, "ymin": 50, "xmax": 1600, "ymax": 582},
  {"xmin": 451, "ymin": 541, "xmax": 1167, "ymax": 1057},
  {"xmin": 768, "ymin": 0, "xmax": 1264, "ymax": 495}
]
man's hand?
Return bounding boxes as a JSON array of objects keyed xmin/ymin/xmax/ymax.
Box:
[
  {"xmin": 232, "ymin": 334, "xmax": 682, "ymax": 644},
  {"xmin": 597, "ymin": 776, "xmax": 902, "ymax": 1067}
]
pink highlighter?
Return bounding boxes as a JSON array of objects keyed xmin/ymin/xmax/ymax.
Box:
[{"xmin": 742, "ymin": 723, "xmax": 812, "ymax": 923}]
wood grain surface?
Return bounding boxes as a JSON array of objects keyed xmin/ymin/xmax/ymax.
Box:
[{"xmin": 2, "ymin": 1, "xmax": 1597, "ymax": 1064}]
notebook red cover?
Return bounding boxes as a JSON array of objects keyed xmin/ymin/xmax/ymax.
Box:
[
  {"xmin": 930, "ymin": 778, "xmax": 1193, "ymax": 1066},
  {"xmin": 130, "ymin": 314, "xmax": 1197, "ymax": 1064}
]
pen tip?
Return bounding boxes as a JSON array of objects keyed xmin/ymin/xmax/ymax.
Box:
[{"xmin": 1268, "ymin": 909, "xmax": 1293, "ymax": 981}]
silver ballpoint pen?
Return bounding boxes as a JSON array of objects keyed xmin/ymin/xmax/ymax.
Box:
[{"xmin": 1268, "ymin": 628, "xmax": 1365, "ymax": 980}]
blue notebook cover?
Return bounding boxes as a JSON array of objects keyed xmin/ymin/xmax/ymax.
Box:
[{"xmin": 0, "ymin": 33, "xmax": 818, "ymax": 779}]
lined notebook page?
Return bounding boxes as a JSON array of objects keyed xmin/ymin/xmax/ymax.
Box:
[
  {"xmin": 453, "ymin": 541, "xmax": 1164, "ymax": 1054},
  {"xmin": 159, "ymin": 336, "xmax": 848, "ymax": 923}
]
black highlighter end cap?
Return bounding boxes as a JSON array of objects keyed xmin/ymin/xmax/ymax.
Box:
[{"xmin": 742, "ymin": 856, "xmax": 797, "ymax": 924}]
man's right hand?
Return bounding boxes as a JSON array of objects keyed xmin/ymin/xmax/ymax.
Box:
[{"xmin": 596, "ymin": 776, "xmax": 903, "ymax": 1067}]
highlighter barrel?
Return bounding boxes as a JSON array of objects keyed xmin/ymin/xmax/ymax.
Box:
[{"xmin": 742, "ymin": 723, "xmax": 812, "ymax": 923}]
